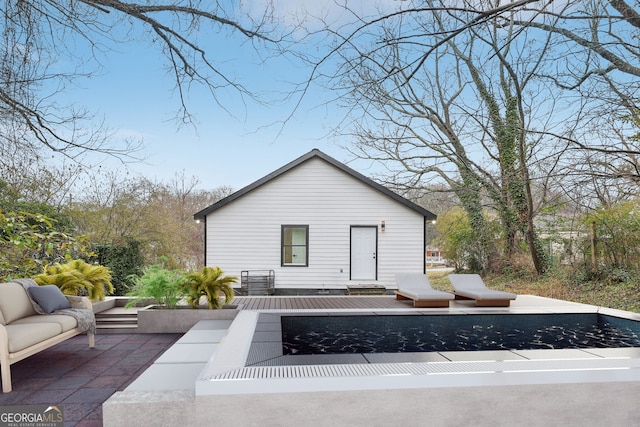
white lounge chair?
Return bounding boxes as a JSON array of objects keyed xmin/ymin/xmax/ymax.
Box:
[
  {"xmin": 448, "ymin": 274, "xmax": 517, "ymax": 307},
  {"xmin": 394, "ymin": 274, "xmax": 454, "ymax": 308}
]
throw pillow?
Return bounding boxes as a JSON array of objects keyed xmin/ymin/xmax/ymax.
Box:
[{"xmin": 28, "ymin": 285, "xmax": 71, "ymax": 314}]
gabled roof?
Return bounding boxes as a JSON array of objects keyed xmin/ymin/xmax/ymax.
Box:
[{"xmin": 193, "ymin": 149, "xmax": 436, "ymax": 220}]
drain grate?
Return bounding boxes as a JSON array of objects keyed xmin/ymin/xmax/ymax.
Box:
[{"xmin": 206, "ymin": 358, "xmax": 627, "ymax": 381}]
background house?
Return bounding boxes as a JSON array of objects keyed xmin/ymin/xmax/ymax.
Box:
[
  {"xmin": 193, "ymin": 149, "xmax": 436, "ymax": 295},
  {"xmin": 425, "ymin": 245, "xmax": 447, "ymax": 266}
]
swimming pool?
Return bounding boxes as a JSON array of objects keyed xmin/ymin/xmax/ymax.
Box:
[
  {"xmin": 280, "ymin": 313, "xmax": 640, "ymax": 355},
  {"xmin": 194, "ymin": 298, "xmax": 640, "ymax": 420}
]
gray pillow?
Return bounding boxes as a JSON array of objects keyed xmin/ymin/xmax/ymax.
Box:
[{"xmin": 28, "ymin": 285, "xmax": 71, "ymax": 313}]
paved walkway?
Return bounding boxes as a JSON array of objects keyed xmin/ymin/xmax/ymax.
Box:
[{"xmin": 0, "ymin": 333, "xmax": 180, "ymax": 427}]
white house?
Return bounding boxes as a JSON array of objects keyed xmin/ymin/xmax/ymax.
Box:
[{"xmin": 193, "ymin": 149, "xmax": 436, "ymax": 295}]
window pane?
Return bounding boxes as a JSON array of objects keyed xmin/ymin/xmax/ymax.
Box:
[
  {"xmin": 291, "ymin": 246, "xmax": 306, "ymax": 264},
  {"xmin": 283, "ymin": 246, "xmax": 293, "ymax": 264},
  {"xmin": 291, "ymin": 228, "xmax": 306, "ymax": 245},
  {"xmin": 284, "ymin": 228, "xmax": 306, "ymax": 245}
]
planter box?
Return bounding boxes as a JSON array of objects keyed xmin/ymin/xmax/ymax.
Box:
[{"xmin": 137, "ymin": 305, "xmax": 242, "ymax": 333}]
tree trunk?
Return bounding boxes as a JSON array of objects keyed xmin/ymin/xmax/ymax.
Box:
[{"xmin": 590, "ymin": 221, "xmax": 597, "ymax": 270}]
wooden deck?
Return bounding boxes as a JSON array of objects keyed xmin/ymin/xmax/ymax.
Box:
[{"xmin": 231, "ymin": 295, "xmax": 415, "ymax": 310}]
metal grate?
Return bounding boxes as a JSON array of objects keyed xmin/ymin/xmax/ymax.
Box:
[{"xmin": 205, "ymin": 358, "xmax": 624, "ymax": 381}]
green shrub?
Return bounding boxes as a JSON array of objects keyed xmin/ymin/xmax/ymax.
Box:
[
  {"xmin": 571, "ymin": 264, "xmax": 634, "ymax": 286},
  {"xmin": 126, "ymin": 262, "xmax": 185, "ymax": 308},
  {"xmin": 0, "ymin": 210, "xmax": 93, "ymax": 281},
  {"xmin": 93, "ymin": 239, "xmax": 145, "ymax": 296}
]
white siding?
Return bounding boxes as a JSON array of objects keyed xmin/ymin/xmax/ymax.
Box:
[{"xmin": 205, "ymin": 158, "xmax": 424, "ymax": 289}]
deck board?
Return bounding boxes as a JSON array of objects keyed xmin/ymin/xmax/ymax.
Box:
[{"xmin": 231, "ymin": 295, "xmax": 414, "ymax": 310}]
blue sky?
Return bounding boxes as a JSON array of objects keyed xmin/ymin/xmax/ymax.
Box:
[
  {"xmin": 59, "ymin": 1, "xmax": 400, "ymax": 192},
  {"xmin": 48, "ymin": 1, "xmax": 590, "ymax": 196}
]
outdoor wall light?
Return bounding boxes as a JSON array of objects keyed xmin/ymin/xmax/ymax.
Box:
[{"xmin": 381, "ymin": 220, "xmax": 386, "ymax": 232}]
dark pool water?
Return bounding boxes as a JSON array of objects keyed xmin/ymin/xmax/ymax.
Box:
[{"xmin": 281, "ymin": 314, "xmax": 640, "ymax": 355}]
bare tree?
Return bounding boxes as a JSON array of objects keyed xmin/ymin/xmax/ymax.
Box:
[
  {"xmin": 69, "ymin": 169, "xmax": 232, "ymax": 269},
  {"xmin": 284, "ymin": 0, "xmax": 639, "ymax": 273},
  {"xmin": 324, "ymin": 1, "xmax": 564, "ymax": 273},
  {"xmin": 508, "ymin": 0, "xmax": 640, "ymax": 198},
  {"xmin": 1, "ymin": 1, "xmax": 282, "ymax": 159}
]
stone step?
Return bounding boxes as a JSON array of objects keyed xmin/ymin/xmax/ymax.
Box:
[
  {"xmin": 96, "ymin": 313, "xmax": 138, "ymax": 319},
  {"xmin": 95, "ymin": 307, "xmax": 140, "ymax": 332},
  {"xmin": 96, "ymin": 307, "xmax": 142, "ymax": 315},
  {"xmin": 96, "ymin": 317, "xmax": 138, "ymax": 324},
  {"xmin": 96, "ymin": 312, "xmax": 138, "ymax": 318},
  {"xmin": 97, "ymin": 323, "xmax": 138, "ymax": 329}
]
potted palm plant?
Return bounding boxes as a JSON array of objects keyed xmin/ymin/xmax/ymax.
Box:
[
  {"xmin": 182, "ymin": 266, "xmax": 237, "ymax": 309},
  {"xmin": 33, "ymin": 259, "xmax": 114, "ymax": 300}
]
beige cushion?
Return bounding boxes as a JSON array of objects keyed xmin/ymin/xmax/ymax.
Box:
[
  {"xmin": 0, "ymin": 282, "xmax": 37, "ymax": 324},
  {"xmin": 12, "ymin": 315, "xmax": 78, "ymax": 332},
  {"xmin": 4, "ymin": 323, "xmax": 62, "ymax": 353},
  {"xmin": 0, "ymin": 309, "xmax": 5, "ymax": 326}
]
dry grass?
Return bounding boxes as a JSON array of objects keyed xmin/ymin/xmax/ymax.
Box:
[{"xmin": 427, "ymin": 269, "xmax": 640, "ymax": 313}]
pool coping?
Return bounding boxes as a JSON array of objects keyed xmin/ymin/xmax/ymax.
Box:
[{"xmin": 196, "ymin": 296, "xmax": 640, "ymax": 395}]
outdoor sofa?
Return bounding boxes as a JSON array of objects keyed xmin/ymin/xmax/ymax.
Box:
[{"xmin": 0, "ymin": 279, "xmax": 95, "ymax": 392}]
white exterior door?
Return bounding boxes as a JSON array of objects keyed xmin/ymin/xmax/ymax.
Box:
[{"xmin": 350, "ymin": 226, "xmax": 377, "ymax": 280}]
